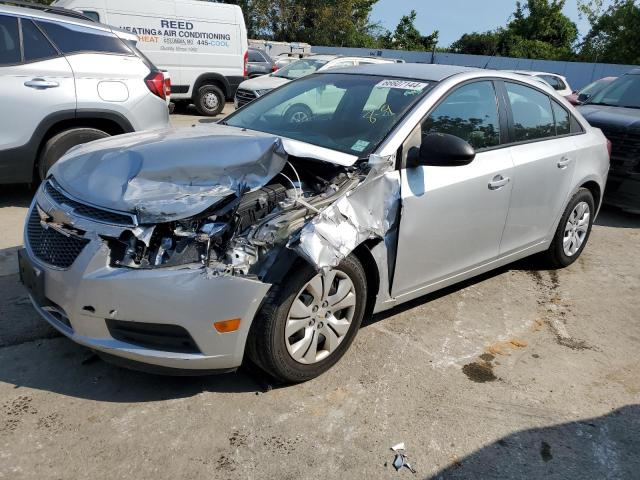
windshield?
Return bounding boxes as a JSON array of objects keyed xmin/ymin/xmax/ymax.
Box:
[
  {"xmin": 588, "ymin": 75, "xmax": 640, "ymax": 108},
  {"xmin": 580, "ymin": 78, "xmax": 610, "ymax": 96},
  {"xmin": 272, "ymin": 59, "xmax": 329, "ymax": 80},
  {"xmin": 224, "ymin": 74, "xmax": 431, "ymax": 157}
]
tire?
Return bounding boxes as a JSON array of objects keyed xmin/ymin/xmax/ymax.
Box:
[
  {"xmin": 284, "ymin": 104, "xmax": 313, "ymax": 124},
  {"xmin": 38, "ymin": 128, "xmax": 109, "ymax": 180},
  {"xmin": 540, "ymin": 188, "xmax": 595, "ymax": 268},
  {"xmin": 194, "ymin": 84, "xmax": 225, "ymax": 116},
  {"xmin": 247, "ymin": 255, "xmax": 367, "ymax": 383}
]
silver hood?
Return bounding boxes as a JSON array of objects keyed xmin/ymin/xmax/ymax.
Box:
[
  {"xmin": 49, "ymin": 124, "xmax": 358, "ymax": 224},
  {"xmin": 49, "ymin": 125, "xmax": 287, "ymax": 224},
  {"xmin": 238, "ymin": 74, "xmax": 290, "ymax": 92}
]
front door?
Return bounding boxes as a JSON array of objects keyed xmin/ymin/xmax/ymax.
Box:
[{"xmin": 392, "ymin": 80, "xmax": 514, "ymax": 298}]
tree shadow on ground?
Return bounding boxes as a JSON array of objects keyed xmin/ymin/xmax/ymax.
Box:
[{"xmin": 427, "ymin": 405, "xmax": 640, "ymax": 479}]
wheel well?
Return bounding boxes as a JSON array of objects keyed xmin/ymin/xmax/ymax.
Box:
[
  {"xmin": 352, "ymin": 243, "xmax": 381, "ymax": 320},
  {"xmin": 580, "ymin": 181, "xmax": 601, "ymax": 208},
  {"xmin": 193, "ymin": 76, "xmax": 228, "ymax": 99},
  {"xmin": 34, "ymin": 118, "xmax": 125, "ymax": 177}
]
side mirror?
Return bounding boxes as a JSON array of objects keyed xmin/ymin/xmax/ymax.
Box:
[
  {"xmin": 577, "ymin": 93, "xmax": 591, "ymax": 103},
  {"xmin": 407, "ymin": 133, "xmax": 476, "ymax": 168}
]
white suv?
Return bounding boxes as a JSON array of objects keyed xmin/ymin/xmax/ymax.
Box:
[{"xmin": 0, "ymin": 3, "xmax": 170, "ymax": 184}]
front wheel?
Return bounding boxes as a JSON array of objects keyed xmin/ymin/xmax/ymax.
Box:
[
  {"xmin": 540, "ymin": 188, "xmax": 595, "ymax": 268},
  {"xmin": 247, "ymin": 255, "xmax": 367, "ymax": 383}
]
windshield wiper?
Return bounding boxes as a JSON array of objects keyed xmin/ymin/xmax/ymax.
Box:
[
  {"xmin": 621, "ymin": 105, "xmax": 640, "ymax": 110},
  {"xmin": 587, "ymin": 101, "xmax": 617, "ymax": 107}
]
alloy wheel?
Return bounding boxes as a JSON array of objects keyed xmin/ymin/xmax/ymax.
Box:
[
  {"xmin": 285, "ymin": 270, "xmax": 357, "ymax": 365},
  {"xmin": 563, "ymin": 201, "xmax": 590, "ymax": 256}
]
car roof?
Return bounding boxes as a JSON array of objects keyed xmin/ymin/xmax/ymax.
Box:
[
  {"xmin": 508, "ymin": 70, "xmax": 566, "ymax": 78},
  {"xmin": 317, "ymin": 63, "xmax": 479, "ymax": 82},
  {"xmin": 0, "ymin": 3, "xmax": 112, "ymax": 32}
]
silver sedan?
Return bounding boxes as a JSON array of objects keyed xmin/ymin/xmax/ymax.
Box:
[{"xmin": 19, "ymin": 64, "xmax": 610, "ymax": 382}]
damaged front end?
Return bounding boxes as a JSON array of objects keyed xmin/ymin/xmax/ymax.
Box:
[{"xmin": 47, "ymin": 124, "xmax": 401, "ymax": 288}]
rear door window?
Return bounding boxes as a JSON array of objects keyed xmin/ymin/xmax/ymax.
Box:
[
  {"xmin": 22, "ymin": 20, "xmax": 58, "ymax": 63},
  {"xmin": 422, "ymin": 81, "xmax": 501, "ymax": 150},
  {"xmin": 248, "ymin": 50, "xmax": 265, "ymax": 62},
  {"xmin": 505, "ymin": 82, "xmax": 555, "ymax": 142},
  {"xmin": 36, "ymin": 20, "xmax": 131, "ymax": 56},
  {"xmin": 0, "ymin": 15, "xmax": 20, "ymax": 65}
]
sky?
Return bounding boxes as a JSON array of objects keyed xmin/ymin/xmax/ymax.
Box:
[{"xmin": 370, "ymin": 0, "xmax": 608, "ymax": 47}]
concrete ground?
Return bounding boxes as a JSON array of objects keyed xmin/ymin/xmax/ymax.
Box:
[{"xmin": 1, "ymin": 110, "xmax": 639, "ymax": 479}]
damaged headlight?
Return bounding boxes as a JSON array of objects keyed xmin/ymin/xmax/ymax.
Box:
[{"xmin": 109, "ymin": 218, "xmax": 231, "ymax": 269}]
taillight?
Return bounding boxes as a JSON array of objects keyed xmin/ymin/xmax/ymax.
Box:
[
  {"xmin": 164, "ymin": 76, "xmax": 171, "ymax": 98},
  {"xmin": 272, "ymin": 64, "xmax": 278, "ymax": 72},
  {"xmin": 145, "ymin": 71, "xmax": 166, "ymax": 100},
  {"xmin": 243, "ymin": 50, "xmax": 248, "ymax": 78},
  {"xmin": 606, "ymin": 138, "xmax": 612, "ymax": 158}
]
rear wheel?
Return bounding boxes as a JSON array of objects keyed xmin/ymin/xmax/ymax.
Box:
[
  {"xmin": 540, "ymin": 188, "xmax": 595, "ymax": 268},
  {"xmin": 195, "ymin": 84, "xmax": 225, "ymax": 116},
  {"xmin": 248, "ymin": 255, "xmax": 367, "ymax": 383},
  {"xmin": 38, "ymin": 128, "xmax": 109, "ymax": 180}
]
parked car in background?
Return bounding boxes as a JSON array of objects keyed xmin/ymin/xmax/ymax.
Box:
[
  {"xmin": 247, "ymin": 48, "xmax": 276, "ymax": 77},
  {"xmin": 566, "ymin": 77, "xmax": 617, "ymax": 105},
  {"xmin": 507, "ymin": 71, "xmax": 573, "ymax": 98},
  {"xmin": 0, "ymin": 3, "xmax": 169, "ymax": 184},
  {"xmin": 20, "ymin": 64, "xmax": 608, "ymax": 382},
  {"xmin": 234, "ymin": 54, "xmax": 401, "ymax": 108},
  {"xmin": 579, "ymin": 69, "xmax": 640, "ymax": 213},
  {"xmin": 274, "ymin": 56, "xmax": 299, "ymax": 69},
  {"xmin": 54, "ymin": 0, "xmax": 249, "ymax": 116}
]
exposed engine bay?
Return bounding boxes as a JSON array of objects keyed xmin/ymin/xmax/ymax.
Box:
[{"xmin": 106, "ymin": 158, "xmax": 364, "ymax": 278}]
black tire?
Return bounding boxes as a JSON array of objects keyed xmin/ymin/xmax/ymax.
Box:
[
  {"xmin": 194, "ymin": 84, "xmax": 225, "ymax": 116},
  {"xmin": 284, "ymin": 103, "xmax": 313, "ymax": 123},
  {"xmin": 38, "ymin": 128, "xmax": 109, "ymax": 180},
  {"xmin": 247, "ymin": 255, "xmax": 367, "ymax": 383},
  {"xmin": 540, "ymin": 188, "xmax": 595, "ymax": 268}
]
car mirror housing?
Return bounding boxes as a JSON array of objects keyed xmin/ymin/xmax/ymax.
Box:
[
  {"xmin": 407, "ymin": 133, "xmax": 476, "ymax": 168},
  {"xmin": 578, "ymin": 93, "xmax": 591, "ymax": 103}
]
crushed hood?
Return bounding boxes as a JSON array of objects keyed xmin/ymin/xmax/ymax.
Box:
[{"xmin": 50, "ymin": 125, "xmax": 288, "ymax": 224}]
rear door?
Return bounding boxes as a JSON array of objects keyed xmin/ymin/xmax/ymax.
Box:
[
  {"xmin": 392, "ymin": 80, "xmax": 515, "ymax": 297},
  {"xmin": 499, "ymin": 81, "xmax": 578, "ymax": 255},
  {"xmin": 0, "ymin": 14, "xmax": 75, "ymax": 182}
]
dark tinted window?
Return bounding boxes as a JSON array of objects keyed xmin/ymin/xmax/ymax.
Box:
[
  {"xmin": 552, "ymin": 101, "xmax": 570, "ymax": 135},
  {"xmin": 248, "ymin": 50, "xmax": 265, "ymax": 62},
  {"xmin": 0, "ymin": 15, "xmax": 20, "ymax": 65},
  {"xmin": 506, "ymin": 83, "xmax": 555, "ymax": 142},
  {"xmin": 22, "ymin": 20, "xmax": 58, "ymax": 62},
  {"xmin": 539, "ymin": 75, "xmax": 560, "ymax": 90},
  {"xmin": 37, "ymin": 20, "xmax": 131, "ymax": 55},
  {"xmin": 423, "ymin": 81, "xmax": 500, "ymax": 150},
  {"xmin": 81, "ymin": 11, "xmax": 100, "ymax": 22}
]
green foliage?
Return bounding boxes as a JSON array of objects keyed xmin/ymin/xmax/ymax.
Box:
[
  {"xmin": 450, "ymin": 0, "xmax": 578, "ymax": 61},
  {"xmin": 379, "ymin": 10, "xmax": 439, "ymax": 51},
  {"xmin": 579, "ymin": 0, "xmax": 640, "ymax": 63}
]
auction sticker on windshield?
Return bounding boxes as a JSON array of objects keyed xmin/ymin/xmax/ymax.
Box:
[{"xmin": 375, "ymin": 80, "xmax": 429, "ymax": 91}]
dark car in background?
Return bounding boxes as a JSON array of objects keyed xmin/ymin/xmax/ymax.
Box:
[
  {"xmin": 579, "ymin": 69, "xmax": 640, "ymax": 213},
  {"xmin": 567, "ymin": 77, "xmax": 617, "ymax": 105},
  {"xmin": 247, "ymin": 48, "xmax": 277, "ymax": 78}
]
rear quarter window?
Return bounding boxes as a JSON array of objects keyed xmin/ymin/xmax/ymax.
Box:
[
  {"xmin": 36, "ymin": 20, "xmax": 131, "ymax": 56},
  {"xmin": 0, "ymin": 15, "xmax": 20, "ymax": 65}
]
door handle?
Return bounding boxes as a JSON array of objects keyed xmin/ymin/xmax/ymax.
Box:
[
  {"xmin": 557, "ymin": 156, "xmax": 572, "ymax": 169},
  {"xmin": 24, "ymin": 78, "xmax": 59, "ymax": 89},
  {"xmin": 488, "ymin": 175, "xmax": 510, "ymax": 190}
]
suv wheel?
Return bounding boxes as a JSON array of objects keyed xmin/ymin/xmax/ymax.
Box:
[
  {"xmin": 541, "ymin": 188, "xmax": 595, "ymax": 268},
  {"xmin": 38, "ymin": 128, "xmax": 109, "ymax": 180},
  {"xmin": 195, "ymin": 84, "xmax": 225, "ymax": 116},
  {"xmin": 247, "ymin": 255, "xmax": 367, "ymax": 383}
]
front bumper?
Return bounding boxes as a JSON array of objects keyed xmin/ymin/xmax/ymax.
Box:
[{"xmin": 21, "ymin": 211, "xmax": 271, "ymax": 372}]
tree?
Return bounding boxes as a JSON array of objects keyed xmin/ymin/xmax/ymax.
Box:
[
  {"xmin": 449, "ymin": 0, "xmax": 577, "ymax": 60},
  {"xmin": 450, "ymin": 31, "xmax": 501, "ymax": 56},
  {"xmin": 579, "ymin": 0, "xmax": 640, "ymax": 64},
  {"xmin": 380, "ymin": 10, "xmax": 439, "ymax": 51}
]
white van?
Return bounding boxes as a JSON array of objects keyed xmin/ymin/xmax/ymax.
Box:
[{"xmin": 53, "ymin": 0, "xmax": 248, "ymax": 115}]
